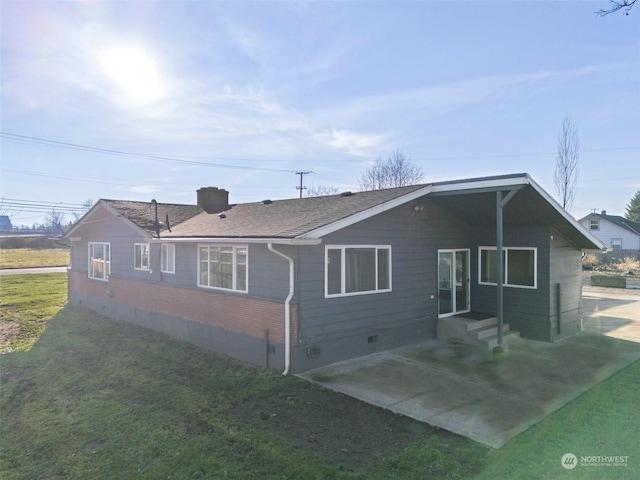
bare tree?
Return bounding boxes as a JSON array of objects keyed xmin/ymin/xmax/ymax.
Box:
[
  {"xmin": 596, "ymin": 0, "xmax": 637, "ymax": 16},
  {"xmin": 554, "ymin": 116, "xmax": 580, "ymax": 211},
  {"xmin": 359, "ymin": 149, "xmax": 423, "ymax": 191},
  {"xmin": 306, "ymin": 186, "xmax": 339, "ymax": 197},
  {"xmin": 44, "ymin": 208, "xmax": 65, "ymax": 236},
  {"xmin": 72, "ymin": 199, "xmax": 94, "ymax": 221}
]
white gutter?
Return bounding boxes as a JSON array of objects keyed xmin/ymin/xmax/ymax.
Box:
[{"xmin": 267, "ymin": 243, "xmax": 294, "ymax": 376}]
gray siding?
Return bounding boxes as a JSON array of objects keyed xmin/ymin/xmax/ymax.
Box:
[
  {"xmin": 153, "ymin": 242, "xmax": 293, "ymax": 303},
  {"xmin": 295, "ymin": 198, "xmax": 470, "ymax": 369},
  {"xmin": 470, "ymin": 225, "xmax": 553, "ymax": 341},
  {"xmin": 69, "ymin": 204, "xmax": 149, "ymax": 277}
]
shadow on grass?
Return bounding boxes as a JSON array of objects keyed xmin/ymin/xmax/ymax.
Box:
[{"xmin": 1, "ymin": 306, "xmax": 488, "ymax": 480}]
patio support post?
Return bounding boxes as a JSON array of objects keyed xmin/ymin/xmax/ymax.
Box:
[
  {"xmin": 496, "ymin": 192, "xmax": 504, "ymax": 351},
  {"xmin": 496, "ymin": 189, "xmax": 519, "ymax": 352}
]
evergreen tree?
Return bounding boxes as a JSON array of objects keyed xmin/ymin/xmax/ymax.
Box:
[{"xmin": 625, "ymin": 190, "xmax": 640, "ymax": 222}]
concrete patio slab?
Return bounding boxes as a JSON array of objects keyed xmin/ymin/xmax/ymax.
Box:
[{"xmin": 300, "ymin": 288, "xmax": 640, "ymax": 448}]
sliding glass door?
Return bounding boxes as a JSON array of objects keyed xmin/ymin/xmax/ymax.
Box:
[{"xmin": 438, "ymin": 249, "xmax": 470, "ymax": 317}]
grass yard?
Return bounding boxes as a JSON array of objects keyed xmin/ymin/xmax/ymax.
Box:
[
  {"xmin": 1, "ymin": 257, "xmax": 638, "ymax": 478},
  {"xmin": 0, "ymin": 306, "xmax": 487, "ymax": 480},
  {"xmin": 1, "ymin": 303, "xmax": 639, "ymax": 479},
  {"xmin": 0, "ymin": 273, "xmax": 67, "ymax": 353},
  {"xmin": 0, "ymin": 248, "xmax": 70, "ymax": 269}
]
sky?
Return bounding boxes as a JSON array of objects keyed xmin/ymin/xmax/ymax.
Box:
[{"xmin": 1, "ymin": 0, "xmax": 639, "ymax": 227}]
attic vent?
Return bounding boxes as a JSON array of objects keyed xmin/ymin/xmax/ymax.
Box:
[
  {"xmin": 218, "ymin": 213, "xmax": 226, "ymax": 219},
  {"xmin": 340, "ymin": 191, "xmax": 354, "ymax": 197},
  {"xmin": 261, "ymin": 199, "xmax": 273, "ymax": 205}
]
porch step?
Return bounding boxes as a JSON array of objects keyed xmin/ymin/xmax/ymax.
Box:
[
  {"xmin": 482, "ymin": 330, "xmax": 521, "ymax": 350},
  {"xmin": 466, "ymin": 317, "xmax": 497, "ymax": 331},
  {"xmin": 437, "ymin": 315, "xmax": 520, "ymax": 349}
]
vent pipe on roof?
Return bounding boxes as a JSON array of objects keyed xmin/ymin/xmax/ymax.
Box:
[{"xmin": 197, "ymin": 187, "xmax": 229, "ymax": 213}]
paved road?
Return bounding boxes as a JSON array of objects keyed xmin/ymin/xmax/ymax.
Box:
[{"xmin": 0, "ymin": 266, "xmax": 68, "ymax": 275}]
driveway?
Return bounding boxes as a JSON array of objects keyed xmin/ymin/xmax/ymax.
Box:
[
  {"xmin": 0, "ymin": 266, "xmax": 68, "ymax": 275},
  {"xmin": 300, "ymin": 287, "xmax": 640, "ymax": 448}
]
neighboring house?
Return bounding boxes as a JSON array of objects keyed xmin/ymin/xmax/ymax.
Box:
[
  {"xmin": 578, "ymin": 211, "xmax": 640, "ymax": 253},
  {"xmin": 65, "ymin": 173, "xmax": 603, "ymax": 374},
  {"xmin": 0, "ymin": 215, "xmax": 12, "ymax": 232}
]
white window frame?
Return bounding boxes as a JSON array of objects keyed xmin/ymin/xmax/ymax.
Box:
[
  {"xmin": 161, "ymin": 244, "xmax": 176, "ymax": 274},
  {"xmin": 325, "ymin": 245, "xmax": 392, "ymax": 298},
  {"xmin": 197, "ymin": 244, "xmax": 248, "ymax": 293},
  {"xmin": 88, "ymin": 242, "xmax": 110, "ymax": 281},
  {"xmin": 134, "ymin": 243, "xmax": 150, "ymax": 271},
  {"xmin": 611, "ymin": 238, "xmax": 622, "ymax": 250},
  {"xmin": 590, "ymin": 219, "xmax": 600, "ymax": 231},
  {"xmin": 478, "ymin": 246, "xmax": 537, "ymax": 289}
]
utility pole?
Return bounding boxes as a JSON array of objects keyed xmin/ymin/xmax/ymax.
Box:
[{"xmin": 295, "ymin": 171, "xmax": 312, "ymax": 198}]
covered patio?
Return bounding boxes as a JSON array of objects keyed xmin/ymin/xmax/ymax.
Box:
[{"xmin": 300, "ymin": 288, "xmax": 640, "ymax": 448}]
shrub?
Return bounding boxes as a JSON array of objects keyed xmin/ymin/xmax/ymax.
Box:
[{"xmin": 582, "ymin": 253, "xmax": 600, "ymax": 270}]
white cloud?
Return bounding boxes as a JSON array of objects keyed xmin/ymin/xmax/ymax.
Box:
[
  {"xmin": 128, "ymin": 185, "xmax": 161, "ymax": 194},
  {"xmin": 313, "ymin": 129, "xmax": 389, "ymax": 157}
]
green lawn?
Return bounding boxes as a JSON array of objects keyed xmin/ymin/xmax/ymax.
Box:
[
  {"xmin": 0, "ymin": 273, "xmax": 67, "ymax": 352},
  {"xmin": 0, "ymin": 248, "xmax": 70, "ymax": 269},
  {"xmin": 1, "ymin": 274, "xmax": 638, "ymax": 478}
]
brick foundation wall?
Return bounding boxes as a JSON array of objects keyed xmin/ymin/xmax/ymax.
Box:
[{"xmin": 68, "ymin": 271, "xmax": 297, "ymax": 343}]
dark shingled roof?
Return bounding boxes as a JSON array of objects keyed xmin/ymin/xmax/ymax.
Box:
[
  {"xmin": 600, "ymin": 214, "xmax": 640, "ymax": 236},
  {"xmin": 164, "ymin": 184, "xmax": 427, "ymax": 239},
  {"xmin": 103, "ymin": 200, "xmax": 203, "ymax": 236}
]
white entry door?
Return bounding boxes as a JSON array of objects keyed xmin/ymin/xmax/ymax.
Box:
[{"xmin": 438, "ymin": 249, "xmax": 470, "ymax": 317}]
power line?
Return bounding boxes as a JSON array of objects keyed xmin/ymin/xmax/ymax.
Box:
[
  {"xmin": 0, "ymin": 132, "xmax": 294, "ymax": 173},
  {"xmin": 2, "ymin": 131, "xmax": 637, "ymax": 167}
]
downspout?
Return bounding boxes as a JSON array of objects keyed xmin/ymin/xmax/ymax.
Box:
[{"xmin": 267, "ymin": 243, "xmax": 294, "ymax": 376}]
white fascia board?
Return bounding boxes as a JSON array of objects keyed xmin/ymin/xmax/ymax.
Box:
[
  {"xmin": 430, "ymin": 174, "xmax": 530, "ymax": 195},
  {"xmin": 297, "ymin": 185, "xmax": 433, "ymax": 240},
  {"xmin": 526, "ymin": 177, "xmax": 606, "ymax": 250},
  {"xmin": 150, "ymin": 237, "xmax": 321, "ymax": 246}
]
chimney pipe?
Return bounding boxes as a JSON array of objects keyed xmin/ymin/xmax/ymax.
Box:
[
  {"xmin": 601, "ymin": 210, "xmax": 607, "ymax": 216},
  {"xmin": 197, "ymin": 187, "xmax": 229, "ymax": 214}
]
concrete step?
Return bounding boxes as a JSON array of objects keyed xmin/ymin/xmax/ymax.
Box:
[
  {"xmin": 476, "ymin": 323, "xmax": 511, "ymax": 340},
  {"xmin": 466, "ymin": 317, "xmax": 498, "ymax": 331},
  {"xmin": 482, "ymin": 330, "xmax": 521, "ymax": 350}
]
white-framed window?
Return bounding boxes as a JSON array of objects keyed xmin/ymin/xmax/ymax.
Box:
[
  {"xmin": 134, "ymin": 243, "xmax": 150, "ymax": 271},
  {"xmin": 325, "ymin": 245, "xmax": 392, "ymax": 298},
  {"xmin": 479, "ymin": 247, "xmax": 537, "ymax": 289},
  {"xmin": 590, "ymin": 219, "xmax": 600, "ymax": 231},
  {"xmin": 88, "ymin": 242, "xmax": 110, "ymax": 281},
  {"xmin": 161, "ymin": 244, "xmax": 175, "ymax": 274},
  {"xmin": 198, "ymin": 245, "xmax": 248, "ymax": 292},
  {"xmin": 611, "ymin": 238, "xmax": 622, "ymax": 250}
]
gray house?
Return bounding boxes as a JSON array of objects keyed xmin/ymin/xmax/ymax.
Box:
[{"xmin": 65, "ymin": 173, "xmax": 603, "ymax": 374}]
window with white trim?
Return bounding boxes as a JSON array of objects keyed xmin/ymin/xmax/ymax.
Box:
[
  {"xmin": 134, "ymin": 243, "xmax": 150, "ymax": 271},
  {"xmin": 611, "ymin": 238, "xmax": 622, "ymax": 250},
  {"xmin": 198, "ymin": 245, "xmax": 248, "ymax": 292},
  {"xmin": 479, "ymin": 247, "xmax": 537, "ymax": 289},
  {"xmin": 326, "ymin": 246, "xmax": 391, "ymax": 297},
  {"xmin": 161, "ymin": 244, "xmax": 175, "ymax": 274},
  {"xmin": 589, "ymin": 219, "xmax": 600, "ymax": 231},
  {"xmin": 88, "ymin": 242, "xmax": 110, "ymax": 281}
]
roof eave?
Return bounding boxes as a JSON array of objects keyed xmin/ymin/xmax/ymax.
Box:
[{"xmin": 150, "ymin": 237, "xmax": 321, "ymax": 245}]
